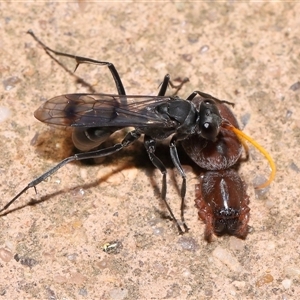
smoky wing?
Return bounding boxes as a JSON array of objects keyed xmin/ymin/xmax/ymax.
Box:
[{"xmin": 34, "ymin": 93, "xmax": 176, "ymax": 128}]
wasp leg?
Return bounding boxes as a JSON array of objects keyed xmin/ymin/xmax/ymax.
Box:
[
  {"xmin": 169, "ymin": 136, "xmax": 189, "ymax": 232},
  {"xmin": 27, "ymin": 30, "xmax": 126, "ymax": 96},
  {"xmin": 144, "ymin": 135, "xmax": 184, "ymax": 234},
  {"xmin": 158, "ymin": 74, "xmax": 189, "ymax": 97},
  {"xmin": 186, "ymin": 90, "xmax": 234, "ymax": 106},
  {"xmin": 1, "ymin": 130, "xmax": 141, "ymax": 213}
]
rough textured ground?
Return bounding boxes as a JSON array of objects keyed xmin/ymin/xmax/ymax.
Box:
[{"xmin": 0, "ymin": 2, "xmax": 299, "ymax": 299}]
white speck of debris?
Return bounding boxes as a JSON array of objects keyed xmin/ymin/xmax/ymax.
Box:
[
  {"xmin": 0, "ymin": 106, "xmax": 11, "ymax": 122},
  {"xmin": 80, "ymin": 168, "xmax": 88, "ymax": 180},
  {"xmin": 182, "ymin": 268, "xmax": 191, "ymax": 278},
  {"xmin": 282, "ymin": 279, "xmax": 292, "ymax": 290},
  {"xmin": 200, "ymin": 45, "xmax": 209, "ymax": 54},
  {"xmin": 54, "ymin": 179, "xmax": 61, "ymax": 184},
  {"xmin": 152, "ymin": 226, "xmax": 164, "ymax": 236}
]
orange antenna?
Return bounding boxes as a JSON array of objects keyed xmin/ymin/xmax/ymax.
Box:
[{"xmin": 223, "ymin": 123, "xmax": 276, "ymax": 189}]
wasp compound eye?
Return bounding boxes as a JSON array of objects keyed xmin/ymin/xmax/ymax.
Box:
[
  {"xmin": 199, "ymin": 100, "xmax": 221, "ymax": 141},
  {"xmin": 201, "ymin": 120, "xmax": 220, "ymax": 141}
]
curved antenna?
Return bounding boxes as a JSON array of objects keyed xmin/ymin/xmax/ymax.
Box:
[{"xmin": 223, "ymin": 123, "xmax": 276, "ymax": 189}]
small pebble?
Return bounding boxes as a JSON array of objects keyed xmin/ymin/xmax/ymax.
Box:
[
  {"xmin": 178, "ymin": 236, "xmax": 199, "ymax": 252},
  {"xmin": 0, "ymin": 106, "xmax": 11, "ymax": 123},
  {"xmin": 282, "ymin": 279, "xmax": 292, "ymax": 290},
  {"xmin": 284, "ymin": 266, "xmax": 300, "ymax": 278},
  {"xmin": 0, "ymin": 248, "xmax": 13, "ymax": 262},
  {"xmin": 67, "ymin": 253, "xmax": 78, "ymax": 261},
  {"xmin": 69, "ymin": 272, "xmax": 86, "ymax": 285},
  {"xmin": 232, "ymin": 280, "xmax": 246, "ymax": 290},
  {"xmin": 2, "ymin": 76, "xmax": 20, "ymax": 90},
  {"xmin": 256, "ymin": 273, "xmax": 274, "ymax": 287},
  {"xmin": 289, "ymin": 81, "xmax": 300, "ymax": 91},
  {"xmin": 109, "ymin": 288, "xmax": 128, "ymax": 300},
  {"xmin": 212, "ymin": 246, "xmax": 242, "ymax": 273},
  {"xmin": 78, "ymin": 288, "xmax": 88, "ymax": 297}
]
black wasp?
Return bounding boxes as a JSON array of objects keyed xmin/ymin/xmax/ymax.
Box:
[{"xmin": 1, "ymin": 31, "xmax": 238, "ymax": 234}]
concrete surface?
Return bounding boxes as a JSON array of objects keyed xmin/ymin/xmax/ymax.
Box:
[{"xmin": 0, "ymin": 2, "xmax": 299, "ymax": 299}]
